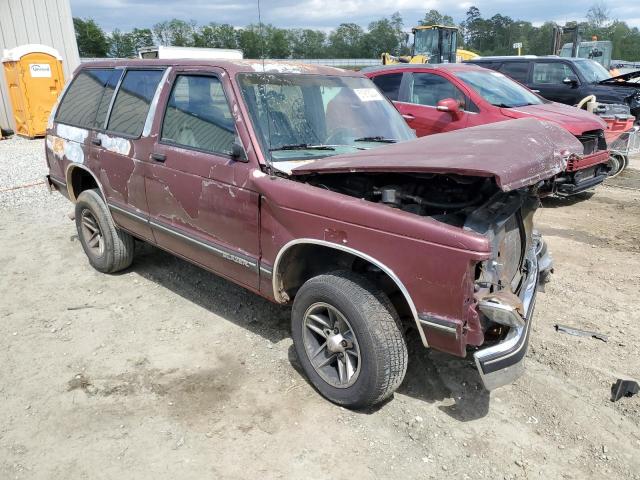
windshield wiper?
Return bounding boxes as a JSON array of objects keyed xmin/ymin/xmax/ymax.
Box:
[
  {"xmin": 269, "ymin": 143, "xmax": 335, "ymax": 152},
  {"xmin": 354, "ymin": 136, "xmax": 397, "ymax": 143},
  {"xmin": 491, "ymin": 103, "xmax": 515, "ymax": 108}
]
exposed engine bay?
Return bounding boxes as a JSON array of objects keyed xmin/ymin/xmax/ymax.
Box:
[{"xmin": 304, "ymin": 172, "xmax": 503, "ymax": 226}]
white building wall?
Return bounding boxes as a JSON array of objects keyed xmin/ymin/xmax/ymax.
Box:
[{"xmin": 0, "ymin": 0, "xmax": 80, "ymax": 130}]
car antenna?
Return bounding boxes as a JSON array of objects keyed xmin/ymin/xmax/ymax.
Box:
[{"xmin": 257, "ymin": 0, "xmax": 275, "ymax": 177}]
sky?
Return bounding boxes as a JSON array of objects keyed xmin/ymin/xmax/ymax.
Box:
[{"xmin": 69, "ymin": 0, "xmax": 640, "ymax": 32}]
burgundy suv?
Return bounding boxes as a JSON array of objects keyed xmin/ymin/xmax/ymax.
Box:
[{"xmin": 45, "ymin": 59, "xmax": 580, "ymax": 408}]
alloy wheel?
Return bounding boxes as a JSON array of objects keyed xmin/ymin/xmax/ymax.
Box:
[
  {"xmin": 302, "ymin": 302, "xmax": 361, "ymax": 388},
  {"xmin": 80, "ymin": 209, "xmax": 104, "ymax": 256}
]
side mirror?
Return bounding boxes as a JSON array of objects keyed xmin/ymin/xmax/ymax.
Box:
[
  {"xmin": 562, "ymin": 76, "xmax": 579, "ymax": 86},
  {"xmin": 436, "ymin": 98, "xmax": 462, "ymax": 117},
  {"xmin": 231, "ymin": 137, "xmax": 248, "ymax": 162}
]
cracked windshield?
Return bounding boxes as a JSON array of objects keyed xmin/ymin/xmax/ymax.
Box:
[{"xmin": 238, "ymin": 73, "xmax": 414, "ymax": 163}]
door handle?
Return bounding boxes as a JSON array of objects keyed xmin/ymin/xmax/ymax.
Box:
[
  {"xmin": 91, "ymin": 138, "xmax": 102, "ymax": 146},
  {"xmin": 531, "ymin": 89, "xmax": 540, "ymax": 93},
  {"xmin": 402, "ymin": 113, "xmax": 415, "ymax": 120},
  {"xmin": 151, "ymin": 152, "xmax": 166, "ymax": 162}
]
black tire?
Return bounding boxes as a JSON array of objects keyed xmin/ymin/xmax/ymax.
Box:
[
  {"xmin": 291, "ymin": 270, "xmax": 408, "ymax": 408},
  {"xmin": 606, "ymin": 153, "xmax": 627, "ymax": 178},
  {"xmin": 75, "ymin": 189, "xmax": 134, "ymax": 273}
]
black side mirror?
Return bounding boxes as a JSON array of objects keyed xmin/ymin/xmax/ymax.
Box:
[
  {"xmin": 562, "ymin": 76, "xmax": 579, "ymax": 86},
  {"xmin": 231, "ymin": 138, "xmax": 248, "ymax": 162}
]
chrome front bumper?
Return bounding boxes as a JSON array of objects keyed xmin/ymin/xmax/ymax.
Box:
[{"xmin": 474, "ymin": 238, "xmax": 548, "ymax": 390}]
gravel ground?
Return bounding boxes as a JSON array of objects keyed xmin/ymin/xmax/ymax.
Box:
[
  {"xmin": 0, "ymin": 136, "xmax": 59, "ymax": 210},
  {"xmin": 0, "ymin": 136, "xmax": 639, "ymax": 479}
]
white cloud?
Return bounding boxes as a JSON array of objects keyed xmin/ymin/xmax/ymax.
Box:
[{"xmin": 69, "ymin": 0, "xmax": 640, "ymax": 30}]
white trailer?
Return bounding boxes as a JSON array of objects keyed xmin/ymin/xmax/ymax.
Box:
[{"xmin": 138, "ymin": 46, "xmax": 243, "ymax": 60}]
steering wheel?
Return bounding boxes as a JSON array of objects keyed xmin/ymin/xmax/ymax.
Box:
[{"xmin": 326, "ymin": 127, "xmax": 355, "ymax": 145}]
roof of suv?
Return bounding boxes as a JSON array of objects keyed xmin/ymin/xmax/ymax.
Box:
[
  {"xmin": 78, "ymin": 58, "xmax": 361, "ymax": 77},
  {"xmin": 468, "ymin": 56, "xmax": 592, "ymax": 63}
]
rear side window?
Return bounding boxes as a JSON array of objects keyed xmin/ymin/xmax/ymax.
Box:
[
  {"xmin": 161, "ymin": 75, "xmax": 235, "ymax": 155},
  {"xmin": 107, "ymin": 69, "xmax": 164, "ymax": 137},
  {"xmin": 371, "ymin": 73, "xmax": 403, "ymax": 101},
  {"xmin": 56, "ymin": 69, "xmax": 113, "ymax": 128},
  {"xmin": 498, "ymin": 62, "xmax": 530, "ymax": 83},
  {"xmin": 532, "ymin": 62, "xmax": 576, "ymax": 84},
  {"xmin": 94, "ymin": 69, "xmax": 123, "ymax": 128}
]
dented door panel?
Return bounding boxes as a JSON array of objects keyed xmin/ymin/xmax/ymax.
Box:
[
  {"xmin": 94, "ymin": 133, "xmax": 155, "ymax": 241},
  {"xmin": 144, "ymin": 67, "xmax": 260, "ymax": 289}
]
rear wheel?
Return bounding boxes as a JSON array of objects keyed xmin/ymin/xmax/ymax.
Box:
[
  {"xmin": 291, "ymin": 270, "xmax": 408, "ymax": 408},
  {"xmin": 75, "ymin": 189, "xmax": 134, "ymax": 273}
]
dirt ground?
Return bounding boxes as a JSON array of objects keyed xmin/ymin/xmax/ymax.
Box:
[{"xmin": 1, "ymin": 145, "xmax": 639, "ymax": 479}]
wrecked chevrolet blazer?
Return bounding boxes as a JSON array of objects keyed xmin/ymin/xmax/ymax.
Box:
[{"xmin": 45, "ymin": 60, "xmax": 581, "ymax": 408}]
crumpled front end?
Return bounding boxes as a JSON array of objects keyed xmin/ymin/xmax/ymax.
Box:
[
  {"xmin": 555, "ymin": 129, "xmax": 610, "ymax": 196},
  {"xmin": 466, "ymin": 194, "xmax": 553, "ymax": 390}
]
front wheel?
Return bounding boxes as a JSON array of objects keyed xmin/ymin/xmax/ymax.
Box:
[{"xmin": 291, "ymin": 270, "xmax": 408, "ymax": 408}]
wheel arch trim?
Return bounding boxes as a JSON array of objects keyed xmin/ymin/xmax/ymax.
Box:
[
  {"xmin": 272, "ymin": 238, "xmax": 429, "ymax": 347},
  {"xmin": 64, "ymin": 163, "xmax": 115, "ymax": 224}
]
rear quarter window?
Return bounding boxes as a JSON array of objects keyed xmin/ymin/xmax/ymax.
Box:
[
  {"xmin": 56, "ymin": 69, "xmax": 113, "ymax": 128},
  {"xmin": 107, "ymin": 69, "xmax": 164, "ymax": 137},
  {"xmin": 371, "ymin": 73, "xmax": 403, "ymax": 101}
]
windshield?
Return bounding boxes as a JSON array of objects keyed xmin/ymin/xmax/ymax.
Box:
[
  {"xmin": 238, "ymin": 73, "xmax": 414, "ymax": 162},
  {"xmin": 457, "ymin": 70, "xmax": 545, "ymax": 108},
  {"xmin": 573, "ymin": 59, "xmax": 611, "ymax": 83}
]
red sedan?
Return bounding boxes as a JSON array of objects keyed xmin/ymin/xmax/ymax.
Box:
[{"xmin": 365, "ymin": 63, "xmax": 611, "ymax": 195}]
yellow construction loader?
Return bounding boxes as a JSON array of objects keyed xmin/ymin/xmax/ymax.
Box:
[{"xmin": 381, "ymin": 25, "xmax": 478, "ymax": 65}]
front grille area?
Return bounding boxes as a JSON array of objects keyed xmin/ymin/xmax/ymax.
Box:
[
  {"xmin": 497, "ymin": 213, "xmax": 526, "ymax": 292},
  {"xmin": 575, "ymin": 129, "xmax": 606, "ymax": 155}
]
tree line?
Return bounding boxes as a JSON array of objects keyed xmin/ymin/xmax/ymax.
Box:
[{"xmin": 74, "ymin": 4, "xmax": 640, "ymax": 61}]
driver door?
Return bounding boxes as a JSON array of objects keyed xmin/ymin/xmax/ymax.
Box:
[
  {"xmin": 145, "ymin": 68, "xmax": 260, "ymax": 290},
  {"xmin": 395, "ymin": 72, "xmax": 469, "ymax": 136},
  {"xmin": 530, "ymin": 61, "xmax": 582, "ymax": 105}
]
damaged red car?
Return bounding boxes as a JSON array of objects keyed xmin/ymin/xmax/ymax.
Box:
[
  {"xmin": 45, "ymin": 60, "xmax": 582, "ymax": 408},
  {"xmin": 365, "ymin": 63, "xmax": 612, "ymax": 195}
]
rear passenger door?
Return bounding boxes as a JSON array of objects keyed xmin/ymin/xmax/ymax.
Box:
[
  {"xmin": 93, "ymin": 68, "xmax": 166, "ymax": 242},
  {"xmin": 497, "ymin": 62, "xmax": 531, "ymax": 85},
  {"xmin": 395, "ymin": 72, "xmax": 470, "ymax": 136},
  {"xmin": 145, "ymin": 68, "xmax": 260, "ymax": 290},
  {"xmin": 530, "ymin": 61, "xmax": 581, "ymax": 105}
]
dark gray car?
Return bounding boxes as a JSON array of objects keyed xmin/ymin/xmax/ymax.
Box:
[{"xmin": 466, "ymin": 56, "xmax": 640, "ymax": 122}]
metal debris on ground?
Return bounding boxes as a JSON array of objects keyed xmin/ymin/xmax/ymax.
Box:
[
  {"xmin": 610, "ymin": 379, "xmax": 639, "ymax": 402},
  {"xmin": 554, "ymin": 324, "xmax": 608, "ymax": 342}
]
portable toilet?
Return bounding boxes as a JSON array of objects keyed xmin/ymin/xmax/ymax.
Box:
[{"xmin": 2, "ymin": 44, "xmax": 65, "ymax": 138}]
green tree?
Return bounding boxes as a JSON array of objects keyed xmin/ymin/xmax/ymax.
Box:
[
  {"xmin": 129, "ymin": 28, "xmax": 154, "ymax": 52},
  {"xmin": 328, "ymin": 23, "xmax": 365, "ymax": 58},
  {"xmin": 108, "ymin": 29, "xmax": 135, "ymax": 58},
  {"xmin": 288, "ymin": 29, "xmax": 327, "ymax": 58},
  {"xmin": 265, "ymin": 25, "xmax": 290, "ymax": 58},
  {"xmin": 363, "ymin": 18, "xmax": 401, "ymax": 57},
  {"xmin": 420, "ymin": 9, "xmax": 455, "ymax": 27},
  {"xmin": 153, "ymin": 19, "xmax": 196, "ymax": 46},
  {"xmin": 193, "ymin": 23, "xmax": 238, "ymax": 49},
  {"xmin": 73, "ymin": 18, "xmax": 109, "ymax": 57},
  {"xmin": 237, "ymin": 24, "xmax": 264, "ymax": 58}
]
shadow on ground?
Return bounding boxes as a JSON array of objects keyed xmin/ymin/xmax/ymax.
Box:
[{"xmin": 130, "ymin": 242, "xmax": 490, "ymax": 422}]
